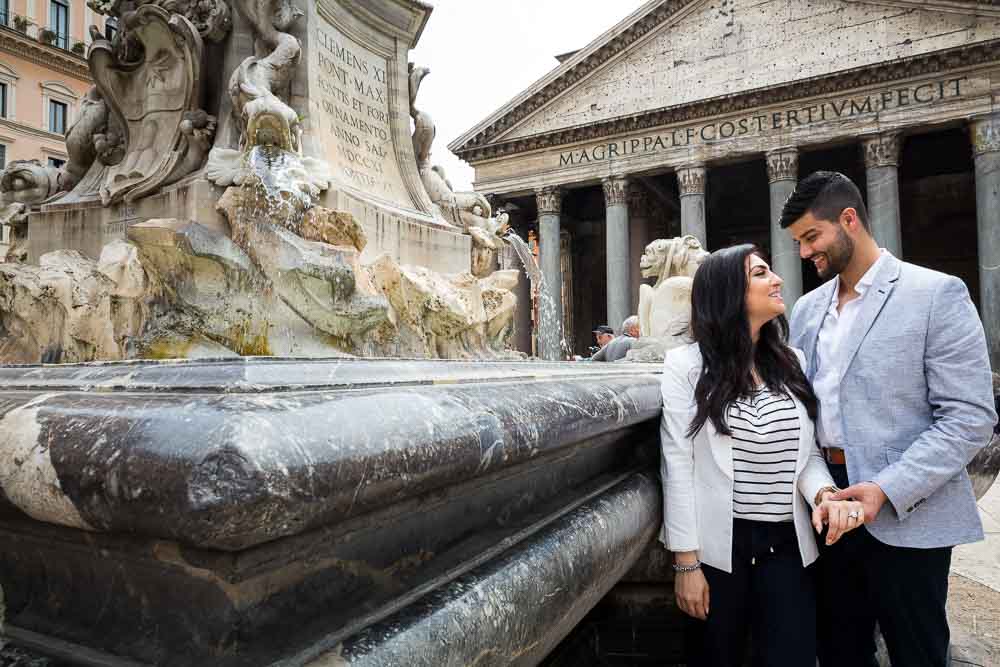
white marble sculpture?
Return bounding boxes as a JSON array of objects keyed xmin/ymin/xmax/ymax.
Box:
[{"xmin": 628, "ymin": 235, "xmax": 709, "ymax": 362}]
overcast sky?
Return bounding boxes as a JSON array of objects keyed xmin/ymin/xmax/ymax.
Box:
[{"xmin": 410, "ymin": 0, "xmax": 649, "ymax": 191}]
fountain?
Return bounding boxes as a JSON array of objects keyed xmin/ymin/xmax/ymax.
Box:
[{"xmin": 0, "ymin": 1, "xmax": 666, "ymax": 665}]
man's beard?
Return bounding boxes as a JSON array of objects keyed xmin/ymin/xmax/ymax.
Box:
[{"xmin": 815, "ymin": 227, "xmax": 854, "ymax": 279}]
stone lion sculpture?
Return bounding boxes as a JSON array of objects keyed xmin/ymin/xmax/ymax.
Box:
[{"xmin": 627, "ymin": 235, "xmax": 709, "ymax": 362}]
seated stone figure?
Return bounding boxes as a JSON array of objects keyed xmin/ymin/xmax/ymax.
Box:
[{"xmin": 628, "ymin": 235, "xmax": 709, "ymax": 362}]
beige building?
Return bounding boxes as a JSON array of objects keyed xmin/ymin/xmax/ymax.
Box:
[
  {"xmin": 0, "ymin": 0, "xmax": 103, "ymax": 250},
  {"xmin": 453, "ymin": 0, "xmax": 1000, "ymax": 365}
]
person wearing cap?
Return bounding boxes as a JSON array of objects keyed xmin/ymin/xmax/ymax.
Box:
[
  {"xmin": 592, "ymin": 325, "xmax": 614, "ymax": 350},
  {"xmin": 591, "ymin": 316, "xmax": 640, "ymax": 362}
]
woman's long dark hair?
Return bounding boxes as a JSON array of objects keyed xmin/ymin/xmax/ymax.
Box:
[{"xmin": 686, "ymin": 244, "xmax": 817, "ymax": 438}]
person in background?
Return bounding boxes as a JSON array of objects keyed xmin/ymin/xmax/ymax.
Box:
[
  {"xmin": 592, "ymin": 325, "xmax": 614, "ymax": 353},
  {"xmin": 592, "ymin": 316, "xmax": 640, "ymax": 362}
]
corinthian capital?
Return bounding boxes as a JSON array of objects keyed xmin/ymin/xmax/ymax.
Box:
[
  {"xmin": 765, "ymin": 148, "xmax": 799, "ymax": 184},
  {"xmin": 862, "ymin": 133, "xmax": 902, "ymax": 168},
  {"xmin": 971, "ymin": 114, "xmax": 1000, "ymax": 157},
  {"xmin": 676, "ymin": 165, "xmax": 706, "ymax": 197},
  {"xmin": 601, "ymin": 175, "xmax": 629, "ymax": 207},
  {"xmin": 535, "ymin": 186, "xmax": 562, "ymax": 216}
]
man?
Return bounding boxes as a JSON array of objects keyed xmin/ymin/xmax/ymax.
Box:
[
  {"xmin": 780, "ymin": 171, "xmax": 996, "ymax": 666},
  {"xmin": 591, "ymin": 316, "xmax": 640, "ymax": 362},
  {"xmin": 592, "ymin": 325, "xmax": 614, "ymax": 352}
]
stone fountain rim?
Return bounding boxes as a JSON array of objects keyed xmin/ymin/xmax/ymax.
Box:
[{"xmin": 0, "ymin": 356, "xmax": 664, "ymax": 393}]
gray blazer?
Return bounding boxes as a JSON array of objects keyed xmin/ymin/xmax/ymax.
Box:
[{"xmin": 789, "ymin": 253, "xmax": 996, "ymax": 548}]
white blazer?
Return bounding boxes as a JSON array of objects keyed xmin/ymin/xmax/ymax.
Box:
[{"xmin": 658, "ymin": 343, "xmax": 836, "ymax": 574}]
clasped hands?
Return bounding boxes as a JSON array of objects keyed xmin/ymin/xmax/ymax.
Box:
[{"xmin": 812, "ymin": 482, "xmax": 885, "ymax": 546}]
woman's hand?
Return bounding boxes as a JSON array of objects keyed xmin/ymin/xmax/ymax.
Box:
[
  {"xmin": 812, "ymin": 491, "xmax": 866, "ymax": 546},
  {"xmin": 674, "ymin": 554, "xmax": 710, "ymax": 620}
]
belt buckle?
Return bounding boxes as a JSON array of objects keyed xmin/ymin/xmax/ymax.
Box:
[{"xmin": 824, "ymin": 447, "xmax": 846, "ymax": 465}]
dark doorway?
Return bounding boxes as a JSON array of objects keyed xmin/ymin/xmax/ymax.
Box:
[
  {"xmin": 899, "ymin": 128, "xmax": 979, "ymax": 308},
  {"xmin": 705, "ymin": 159, "xmax": 770, "ymax": 253},
  {"xmin": 564, "ymin": 186, "xmax": 608, "ymax": 356}
]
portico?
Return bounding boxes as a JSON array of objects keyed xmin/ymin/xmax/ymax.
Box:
[{"xmin": 454, "ymin": 0, "xmax": 1000, "ymax": 363}]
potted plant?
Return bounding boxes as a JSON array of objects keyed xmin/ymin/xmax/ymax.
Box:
[
  {"xmin": 38, "ymin": 27, "xmax": 55, "ymax": 44},
  {"xmin": 71, "ymin": 40, "xmax": 85, "ymax": 55},
  {"xmin": 12, "ymin": 15, "xmax": 28, "ymax": 33}
]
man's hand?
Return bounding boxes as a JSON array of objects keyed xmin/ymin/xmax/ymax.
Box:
[{"xmin": 831, "ymin": 482, "xmax": 888, "ymax": 520}]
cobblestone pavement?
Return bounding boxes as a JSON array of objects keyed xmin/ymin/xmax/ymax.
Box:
[{"xmin": 948, "ymin": 479, "xmax": 1000, "ymax": 667}]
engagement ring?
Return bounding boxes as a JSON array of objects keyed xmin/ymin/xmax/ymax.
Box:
[{"xmin": 848, "ymin": 511, "xmax": 860, "ymax": 520}]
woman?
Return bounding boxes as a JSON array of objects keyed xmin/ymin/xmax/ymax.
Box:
[{"xmin": 659, "ymin": 244, "xmax": 865, "ymax": 666}]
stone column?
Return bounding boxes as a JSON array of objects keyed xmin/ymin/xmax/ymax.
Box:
[
  {"xmin": 971, "ymin": 115, "xmax": 1000, "ymax": 369},
  {"xmin": 862, "ymin": 132, "xmax": 903, "ymax": 257},
  {"xmin": 603, "ymin": 176, "xmax": 631, "ymax": 333},
  {"xmin": 677, "ymin": 165, "xmax": 707, "ymax": 248},
  {"xmin": 628, "ymin": 184, "xmax": 654, "ymax": 313},
  {"xmin": 536, "ymin": 186, "xmax": 564, "ymax": 360},
  {"xmin": 766, "ymin": 148, "xmax": 803, "ymax": 313}
]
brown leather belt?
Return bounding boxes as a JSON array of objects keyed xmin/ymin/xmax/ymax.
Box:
[{"xmin": 824, "ymin": 447, "xmax": 846, "ymax": 465}]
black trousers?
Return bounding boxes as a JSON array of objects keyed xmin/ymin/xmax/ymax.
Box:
[
  {"xmin": 816, "ymin": 463, "xmax": 953, "ymax": 667},
  {"xmin": 685, "ymin": 519, "xmax": 816, "ymax": 667}
]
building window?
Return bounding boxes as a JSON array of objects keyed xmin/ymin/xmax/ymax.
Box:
[
  {"xmin": 105, "ymin": 16, "xmax": 117, "ymax": 41},
  {"xmin": 0, "ymin": 0, "xmax": 9, "ymax": 27},
  {"xmin": 48, "ymin": 157, "xmax": 64, "ymax": 169},
  {"xmin": 0, "ymin": 82, "xmax": 7, "ymax": 118},
  {"xmin": 49, "ymin": 99, "xmax": 66, "ymax": 134},
  {"xmin": 50, "ymin": 0, "xmax": 69, "ymax": 49},
  {"xmin": 0, "ymin": 145, "xmax": 6, "ymax": 170}
]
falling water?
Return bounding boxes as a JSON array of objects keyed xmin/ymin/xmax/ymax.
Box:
[
  {"xmin": 502, "ymin": 230, "xmax": 568, "ymax": 359},
  {"xmin": 230, "ymin": 144, "xmax": 322, "ymax": 354},
  {"xmin": 503, "ymin": 231, "xmax": 541, "ymax": 287},
  {"xmin": 246, "ymin": 144, "xmax": 314, "ymax": 219}
]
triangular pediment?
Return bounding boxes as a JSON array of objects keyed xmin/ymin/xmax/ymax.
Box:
[{"xmin": 450, "ymin": 0, "xmax": 1000, "ymax": 156}]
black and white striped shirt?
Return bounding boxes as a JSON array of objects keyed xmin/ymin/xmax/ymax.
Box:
[{"xmin": 728, "ymin": 387, "xmax": 800, "ymax": 522}]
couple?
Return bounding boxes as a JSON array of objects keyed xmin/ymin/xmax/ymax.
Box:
[{"xmin": 659, "ymin": 171, "xmax": 997, "ymax": 666}]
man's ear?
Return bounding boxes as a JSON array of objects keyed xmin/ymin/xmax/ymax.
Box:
[{"xmin": 840, "ymin": 207, "xmax": 860, "ymax": 231}]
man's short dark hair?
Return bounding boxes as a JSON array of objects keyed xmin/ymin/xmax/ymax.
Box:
[{"xmin": 779, "ymin": 171, "xmax": 870, "ymax": 230}]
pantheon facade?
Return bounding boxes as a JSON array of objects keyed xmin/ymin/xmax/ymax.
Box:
[{"xmin": 451, "ymin": 0, "xmax": 1000, "ymax": 365}]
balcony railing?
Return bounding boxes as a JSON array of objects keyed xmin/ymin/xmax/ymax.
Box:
[{"xmin": 0, "ymin": 13, "xmax": 86, "ymax": 57}]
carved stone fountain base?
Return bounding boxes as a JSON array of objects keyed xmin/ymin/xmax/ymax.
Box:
[
  {"xmin": 0, "ymin": 358, "xmax": 663, "ymax": 666},
  {"xmin": 26, "ymin": 175, "xmax": 473, "ymax": 275}
]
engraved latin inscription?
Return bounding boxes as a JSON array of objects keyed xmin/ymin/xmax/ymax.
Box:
[{"xmin": 312, "ymin": 22, "xmax": 410, "ymax": 207}]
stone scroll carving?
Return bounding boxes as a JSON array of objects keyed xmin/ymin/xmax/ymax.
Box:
[
  {"xmin": 88, "ymin": 0, "xmax": 232, "ymax": 41},
  {"xmin": 87, "ymin": 5, "xmax": 215, "ymax": 204}
]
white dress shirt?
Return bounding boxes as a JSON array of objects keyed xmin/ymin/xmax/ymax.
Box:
[{"xmin": 813, "ymin": 251, "xmax": 888, "ymax": 449}]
